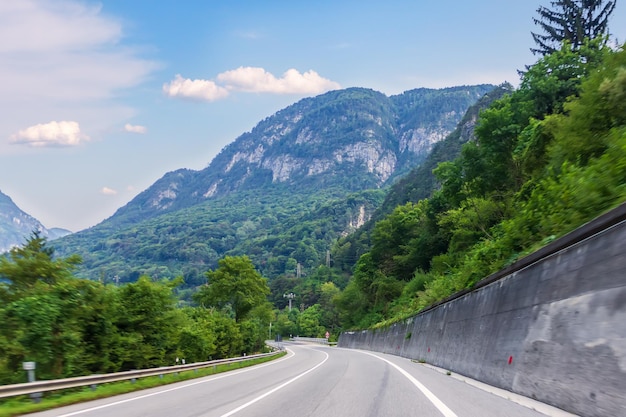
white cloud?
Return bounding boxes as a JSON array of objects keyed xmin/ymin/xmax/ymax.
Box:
[
  {"xmin": 217, "ymin": 67, "xmax": 341, "ymax": 94},
  {"xmin": 0, "ymin": 2, "xmax": 122, "ymax": 54},
  {"xmin": 124, "ymin": 123, "xmax": 147, "ymax": 134},
  {"xmin": 162, "ymin": 74, "xmax": 230, "ymax": 101},
  {"xmin": 164, "ymin": 67, "xmax": 340, "ymax": 102},
  {"xmin": 0, "ymin": 0, "xmax": 158, "ymax": 151},
  {"xmin": 10, "ymin": 121, "xmax": 88, "ymax": 147},
  {"xmin": 101, "ymin": 187, "xmax": 117, "ymax": 195}
]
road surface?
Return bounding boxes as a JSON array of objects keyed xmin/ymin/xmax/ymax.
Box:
[{"xmin": 27, "ymin": 342, "xmax": 573, "ymax": 417}]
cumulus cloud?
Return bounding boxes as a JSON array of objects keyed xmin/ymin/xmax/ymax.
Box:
[
  {"xmin": 101, "ymin": 187, "xmax": 117, "ymax": 195},
  {"xmin": 162, "ymin": 74, "xmax": 230, "ymax": 101},
  {"xmin": 164, "ymin": 67, "xmax": 340, "ymax": 102},
  {"xmin": 10, "ymin": 121, "xmax": 88, "ymax": 147},
  {"xmin": 218, "ymin": 67, "xmax": 341, "ymax": 94},
  {"xmin": 124, "ymin": 123, "xmax": 147, "ymax": 134}
]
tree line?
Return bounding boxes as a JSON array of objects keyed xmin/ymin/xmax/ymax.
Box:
[
  {"xmin": 331, "ymin": 0, "xmax": 625, "ymax": 328},
  {"xmin": 0, "ymin": 233, "xmax": 272, "ymax": 384}
]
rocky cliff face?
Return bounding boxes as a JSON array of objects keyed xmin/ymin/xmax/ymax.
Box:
[{"xmin": 107, "ymin": 85, "xmax": 494, "ymax": 228}]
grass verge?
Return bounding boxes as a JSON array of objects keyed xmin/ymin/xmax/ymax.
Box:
[{"xmin": 0, "ymin": 351, "xmax": 286, "ymax": 417}]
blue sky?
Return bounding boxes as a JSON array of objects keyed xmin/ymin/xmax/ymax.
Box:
[{"xmin": 0, "ymin": 0, "xmax": 624, "ymax": 232}]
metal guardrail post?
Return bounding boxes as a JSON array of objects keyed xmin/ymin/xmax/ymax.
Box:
[{"xmin": 0, "ymin": 350, "xmax": 282, "ymax": 400}]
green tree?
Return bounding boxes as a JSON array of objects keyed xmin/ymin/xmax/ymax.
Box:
[
  {"xmin": 112, "ymin": 276, "xmax": 180, "ymax": 370},
  {"xmin": 194, "ymin": 256, "xmax": 270, "ymax": 322},
  {"xmin": 0, "ymin": 233, "xmax": 115, "ymax": 381},
  {"xmin": 268, "ymin": 276, "xmax": 299, "ymax": 309},
  {"xmin": 210, "ymin": 313, "xmax": 243, "ymax": 358},
  {"xmin": 0, "ymin": 231, "xmax": 81, "ymax": 299},
  {"xmin": 531, "ymin": 0, "xmax": 616, "ymax": 56},
  {"xmin": 272, "ymin": 310, "xmax": 297, "ymax": 339},
  {"xmin": 335, "ymin": 279, "xmax": 380, "ymax": 329},
  {"xmin": 175, "ymin": 308, "xmax": 217, "ymax": 363},
  {"xmin": 296, "ymin": 304, "xmax": 325, "ymax": 337},
  {"xmin": 318, "ymin": 282, "xmax": 341, "ymax": 333}
]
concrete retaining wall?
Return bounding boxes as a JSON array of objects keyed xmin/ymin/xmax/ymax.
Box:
[{"xmin": 338, "ymin": 203, "xmax": 626, "ymax": 417}]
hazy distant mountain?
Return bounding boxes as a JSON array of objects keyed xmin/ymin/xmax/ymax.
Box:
[
  {"xmin": 53, "ymin": 85, "xmax": 495, "ymax": 283},
  {"xmin": 0, "ymin": 190, "xmax": 72, "ymax": 253}
]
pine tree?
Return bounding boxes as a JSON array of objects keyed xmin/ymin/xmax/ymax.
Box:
[{"xmin": 531, "ymin": 0, "xmax": 616, "ymax": 56}]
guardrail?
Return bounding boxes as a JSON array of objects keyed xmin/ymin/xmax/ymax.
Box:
[
  {"xmin": 0, "ymin": 350, "xmax": 282, "ymax": 399},
  {"xmin": 291, "ymin": 337, "xmax": 329, "ymax": 345}
]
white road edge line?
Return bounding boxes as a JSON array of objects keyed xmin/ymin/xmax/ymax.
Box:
[
  {"xmin": 418, "ymin": 362, "xmax": 578, "ymax": 417},
  {"xmin": 219, "ymin": 348, "xmax": 329, "ymax": 417},
  {"xmin": 358, "ymin": 350, "xmax": 458, "ymax": 417},
  {"xmin": 55, "ymin": 350, "xmax": 296, "ymax": 417}
]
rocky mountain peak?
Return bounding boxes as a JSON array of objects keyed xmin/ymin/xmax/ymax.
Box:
[
  {"xmin": 0, "ymin": 190, "xmax": 71, "ymax": 253},
  {"xmin": 99, "ymin": 85, "xmax": 495, "ymax": 230}
]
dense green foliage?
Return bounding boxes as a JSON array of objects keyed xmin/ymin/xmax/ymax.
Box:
[
  {"xmin": 332, "ymin": 85, "xmax": 513, "ymax": 272},
  {"xmin": 335, "ymin": 41, "xmax": 626, "ymax": 329},
  {"xmin": 194, "ymin": 256, "xmax": 270, "ymax": 322},
  {"xmin": 0, "ymin": 235, "xmax": 271, "ymax": 384},
  {"xmin": 55, "ymin": 188, "xmax": 385, "ymax": 287}
]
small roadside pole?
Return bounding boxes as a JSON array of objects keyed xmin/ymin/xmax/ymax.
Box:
[{"xmin": 22, "ymin": 362, "xmax": 41, "ymax": 403}]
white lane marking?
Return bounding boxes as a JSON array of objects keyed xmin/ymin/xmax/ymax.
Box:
[
  {"xmin": 55, "ymin": 350, "xmax": 296, "ymax": 417},
  {"xmin": 418, "ymin": 362, "xmax": 577, "ymax": 417},
  {"xmin": 358, "ymin": 350, "xmax": 458, "ymax": 417},
  {"xmin": 219, "ymin": 348, "xmax": 329, "ymax": 417}
]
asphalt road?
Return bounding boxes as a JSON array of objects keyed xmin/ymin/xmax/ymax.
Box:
[{"xmin": 26, "ymin": 342, "xmax": 572, "ymax": 417}]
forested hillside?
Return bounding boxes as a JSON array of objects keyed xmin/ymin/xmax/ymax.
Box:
[
  {"xmin": 52, "ymin": 85, "xmax": 493, "ymax": 284},
  {"xmin": 334, "ymin": 40, "xmax": 626, "ymax": 328},
  {"xmin": 56, "ymin": 188, "xmax": 385, "ymax": 288},
  {"xmin": 332, "ymin": 84, "xmax": 513, "ymax": 271}
]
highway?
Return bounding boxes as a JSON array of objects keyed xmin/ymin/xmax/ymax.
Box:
[{"xmin": 27, "ymin": 342, "xmax": 571, "ymax": 417}]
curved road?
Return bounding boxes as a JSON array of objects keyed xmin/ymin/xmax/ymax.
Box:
[{"xmin": 27, "ymin": 342, "xmax": 570, "ymax": 417}]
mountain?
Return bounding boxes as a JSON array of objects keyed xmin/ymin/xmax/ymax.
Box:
[
  {"xmin": 0, "ymin": 190, "xmax": 71, "ymax": 253},
  {"xmin": 372, "ymin": 84, "xmax": 513, "ymax": 215},
  {"xmin": 52, "ymin": 85, "xmax": 495, "ymax": 284},
  {"xmin": 332, "ymin": 84, "xmax": 513, "ymax": 271},
  {"xmin": 102, "ymin": 86, "xmax": 494, "ymax": 230}
]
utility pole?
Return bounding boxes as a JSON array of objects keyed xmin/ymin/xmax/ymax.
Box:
[
  {"xmin": 283, "ymin": 292, "xmax": 296, "ymax": 311},
  {"xmin": 296, "ymin": 263, "xmax": 301, "ymax": 279}
]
